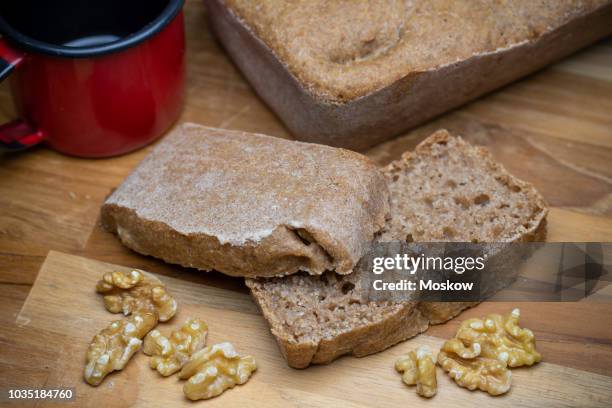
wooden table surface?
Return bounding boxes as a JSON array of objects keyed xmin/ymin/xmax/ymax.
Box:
[{"xmin": 1, "ymin": 0, "xmax": 611, "ymax": 400}]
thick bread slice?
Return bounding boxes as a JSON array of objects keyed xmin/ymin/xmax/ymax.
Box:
[
  {"xmin": 380, "ymin": 130, "xmax": 548, "ymax": 244},
  {"xmin": 101, "ymin": 123, "xmax": 390, "ymax": 278},
  {"xmin": 246, "ymin": 130, "xmax": 548, "ymax": 368},
  {"xmin": 247, "ymin": 272, "xmax": 428, "ymax": 369}
]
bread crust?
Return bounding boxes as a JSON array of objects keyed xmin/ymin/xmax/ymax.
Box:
[
  {"xmin": 205, "ymin": 0, "xmax": 612, "ymax": 149},
  {"xmin": 101, "ymin": 124, "xmax": 390, "ymax": 278}
]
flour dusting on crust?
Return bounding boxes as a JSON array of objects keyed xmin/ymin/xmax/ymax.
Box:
[{"xmin": 102, "ymin": 123, "xmax": 390, "ymax": 277}]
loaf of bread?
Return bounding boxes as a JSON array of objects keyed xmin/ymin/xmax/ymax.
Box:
[
  {"xmin": 205, "ymin": 0, "xmax": 612, "ymax": 149},
  {"xmin": 246, "ymin": 130, "xmax": 548, "ymax": 368},
  {"xmin": 101, "ymin": 123, "xmax": 390, "ymax": 278}
]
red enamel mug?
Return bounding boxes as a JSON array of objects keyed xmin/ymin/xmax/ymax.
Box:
[{"xmin": 0, "ymin": 0, "xmax": 185, "ymax": 157}]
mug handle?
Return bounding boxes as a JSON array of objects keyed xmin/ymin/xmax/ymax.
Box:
[{"xmin": 0, "ymin": 38, "xmax": 45, "ymax": 152}]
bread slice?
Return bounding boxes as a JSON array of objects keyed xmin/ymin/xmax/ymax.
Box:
[
  {"xmin": 101, "ymin": 123, "xmax": 390, "ymax": 278},
  {"xmin": 246, "ymin": 130, "xmax": 548, "ymax": 368},
  {"xmin": 205, "ymin": 0, "xmax": 612, "ymax": 149}
]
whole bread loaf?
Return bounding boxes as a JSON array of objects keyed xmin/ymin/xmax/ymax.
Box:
[
  {"xmin": 205, "ymin": 0, "xmax": 612, "ymax": 149},
  {"xmin": 101, "ymin": 123, "xmax": 390, "ymax": 278},
  {"xmin": 246, "ymin": 130, "xmax": 548, "ymax": 368}
]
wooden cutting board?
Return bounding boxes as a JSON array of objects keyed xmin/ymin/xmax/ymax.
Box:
[{"xmin": 16, "ymin": 251, "xmax": 612, "ymax": 407}]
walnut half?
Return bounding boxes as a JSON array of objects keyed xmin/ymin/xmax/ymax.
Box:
[
  {"xmin": 395, "ymin": 346, "xmax": 437, "ymax": 398},
  {"xmin": 84, "ymin": 312, "xmax": 157, "ymax": 386},
  {"xmin": 179, "ymin": 342, "xmax": 257, "ymax": 400},
  {"xmin": 456, "ymin": 308, "xmax": 541, "ymax": 367},
  {"xmin": 437, "ymin": 338, "xmax": 512, "ymax": 396},
  {"xmin": 96, "ymin": 270, "xmax": 177, "ymax": 322},
  {"xmin": 143, "ymin": 317, "xmax": 208, "ymax": 376},
  {"xmin": 437, "ymin": 308, "xmax": 541, "ymax": 396}
]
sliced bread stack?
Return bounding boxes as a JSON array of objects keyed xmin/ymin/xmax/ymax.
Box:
[
  {"xmin": 102, "ymin": 125, "xmax": 547, "ymax": 369},
  {"xmin": 246, "ymin": 130, "xmax": 547, "ymax": 368}
]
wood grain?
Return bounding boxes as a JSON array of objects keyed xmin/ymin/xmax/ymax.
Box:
[
  {"xmin": 0, "ymin": 0, "xmax": 611, "ymax": 403},
  {"xmin": 16, "ymin": 252, "xmax": 612, "ymax": 407}
]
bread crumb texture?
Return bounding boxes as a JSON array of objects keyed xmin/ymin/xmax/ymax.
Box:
[
  {"xmin": 248, "ymin": 271, "xmax": 397, "ymax": 344},
  {"xmin": 381, "ymin": 130, "xmax": 548, "ymax": 243},
  {"xmin": 223, "ymin": 0, "xmax": 609, "ymax": 102}
]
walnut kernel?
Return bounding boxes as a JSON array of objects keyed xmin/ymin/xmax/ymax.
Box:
[
  {"xmin": 84, "ymin": 312, "xmax": 157, "ymax": 386},
  {"xmin": 437, "ymin": 308, "xmax": 541, "ymax": 396},
  {"xmin": 456, "ymin": 308, "xmax": 541, "ymax": 367},
  {"xmin": 143, "ymin": 317, "xmax": 208, "ymax": 376},
  {"xmin": 395, "ymin": 346, "xmax": 437, "ymax": 398},
  {"xmin": 438, "ymin": 341, "xmax": 512, "ymax": 396},
  {"xmin": 179, "ymin": 342, "xmax": 257, "ymax": 400},
  {"xmin": 96, "ymin": 270, "xmax": 177, "ymax": 322}
]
